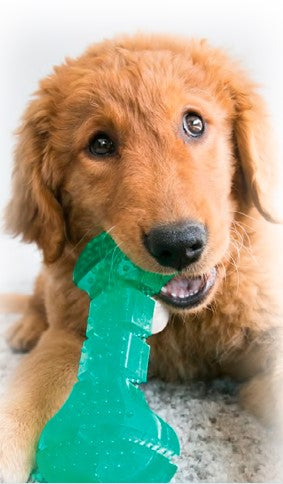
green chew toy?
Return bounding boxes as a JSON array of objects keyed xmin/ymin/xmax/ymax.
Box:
[{"xmin": 32, "ymin": 232, "xmax": 180, "ymax": 482}]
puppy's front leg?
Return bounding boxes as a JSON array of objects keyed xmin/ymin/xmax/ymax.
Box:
[
  {"xmin": 240, "ymin": 368, "xmax": 283, "ymax": 429},
  {"xmin": 0, "ymin": 328, "xmax": 82, "ymax": 483},
  {"xmin": 231, "ymin": 328, "xmax": 283, "ymax": 431},
  {"xmin": 221, "ymin": 328, "xmax": 283, "ymax": 431},
  {"xmin": 240, "ymin": 350, "xmax": 283, "ymax": 432}
]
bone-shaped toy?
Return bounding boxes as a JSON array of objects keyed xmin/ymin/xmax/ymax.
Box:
[{"xmin": 32, "ymin": 232, "xmax": 180, "ymax": 482}]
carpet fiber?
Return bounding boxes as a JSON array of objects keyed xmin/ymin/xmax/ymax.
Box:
[{"xmin": 1, "ymin": 313, "xmax": 283, "ymax": 483}]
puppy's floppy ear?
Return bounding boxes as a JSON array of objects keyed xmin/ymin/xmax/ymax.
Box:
[
  {"xmin": 234, "ymin": 88, "xmax": 282, "ymax": 223},
  {"xmin": 5, "ymin": 84, "xmax": 66, "ymax": 263}
]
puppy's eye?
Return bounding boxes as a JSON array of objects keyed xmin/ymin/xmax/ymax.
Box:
[
  {"xmin": 183, "ymin": 112, "xmax": 204, "ymax": 138},
  {"xmin": 88, "ymin": 132, "xmax": 116, "ymax": 157}
]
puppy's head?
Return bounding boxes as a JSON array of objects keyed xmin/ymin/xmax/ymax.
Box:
[{"xmin": 6, "ymin": 34, "xmax": 281, "ymax": 312}]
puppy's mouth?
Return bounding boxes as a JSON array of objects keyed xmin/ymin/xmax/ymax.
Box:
[{"xmin": 157, "ymin": 267, "xmax": 217, "ymax": 309}]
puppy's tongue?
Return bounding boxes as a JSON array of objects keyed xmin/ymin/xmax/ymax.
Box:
[{"xmin": 160, "ymin": 274, "xmax": 205, "ymax": 299}]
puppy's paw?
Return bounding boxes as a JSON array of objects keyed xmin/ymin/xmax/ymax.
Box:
[
  {"xmin": 0, "ymin": 406, "xmax": 35, "ymax": 482},
  {"xmin": 6, "ymin": 315, "xmax": 46, "ymax": 352},
  {"xmin": 240, "ymin": 372, "xmax": 283, "ymax": 434}
]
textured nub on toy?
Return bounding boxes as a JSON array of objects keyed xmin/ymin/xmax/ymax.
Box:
[{"xmin": 32, "ymin": 232, "xmax": 180, "ymax": 483}]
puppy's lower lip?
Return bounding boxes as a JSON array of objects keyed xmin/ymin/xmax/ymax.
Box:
[{"xmin": 157, "ymin": 267, "xmax": 217, "ymax": 309}]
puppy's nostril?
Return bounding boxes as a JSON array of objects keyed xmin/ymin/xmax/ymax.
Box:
[
  {"xmin": 189, "ymin": 242, "xmax": 203, "ymax": 252},
  {"xmin": 160, "ymin": 249, "xmax": 172, "ymax": 258}
]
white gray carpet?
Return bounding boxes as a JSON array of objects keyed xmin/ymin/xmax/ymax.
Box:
[{"xmin": 1, "ymin": 313, "xmax": 283, "ymax": 483}]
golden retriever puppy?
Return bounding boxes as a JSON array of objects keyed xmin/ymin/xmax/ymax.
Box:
[{"xmin": 0, "ymin": 34, "xmax": 282, "ymax": 482}]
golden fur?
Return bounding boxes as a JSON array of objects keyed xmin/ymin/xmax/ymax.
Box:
[{"xmin": 0, "ymin": 34, "xmax": 283, "ymax": 482}]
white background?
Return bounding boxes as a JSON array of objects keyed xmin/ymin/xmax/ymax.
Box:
[{"xmin": 0, "ymin": 0, "xmax": 282, "ymax": 292}]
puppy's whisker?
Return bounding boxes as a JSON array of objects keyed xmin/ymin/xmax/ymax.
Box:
[
  {"xmin": 59, "ymin": 227, "xmax": 95, "ymax": 265},
  {"xmin": 107, "ymin": 242, "xmax": 123, "ymax": 284},
  {"xmin": 231, "ymin": 220, "xmax": 259, "ymax": 265},
  {"xmin": 105, "ymin": 225, "xmax": 117, "ymax": 236},
  {"xmin": 223, "ymin": 249, "xmax": 240, "ymax": 294},
  {"xmin": 233, "ymin": 210, "xmax": 259, "ymax": 223}
]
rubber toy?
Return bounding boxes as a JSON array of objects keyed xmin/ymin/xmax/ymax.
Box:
[{"xmin": 32, "ymin": 232, "xmax": 180, "ymax": 483}]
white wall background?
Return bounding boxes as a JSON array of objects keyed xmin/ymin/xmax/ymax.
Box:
[{"xmin": 0, "ymin": 0, "xmax": 282, "ymax": 292}]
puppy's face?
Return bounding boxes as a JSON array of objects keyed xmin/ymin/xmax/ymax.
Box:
[
  {"xmin": 7, "ymin": 36, "xmax": 278, "ymax": 313},
  {"xmin": 59, "ymin": 48, "xmax": 235, "ymax": 312}
]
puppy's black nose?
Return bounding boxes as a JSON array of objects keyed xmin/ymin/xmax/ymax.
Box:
[{"xmin": 144, "ymin": 221, "xmax": 207, "ymax": 271}]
